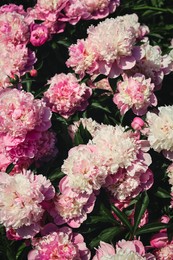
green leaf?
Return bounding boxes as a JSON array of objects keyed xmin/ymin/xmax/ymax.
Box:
[
  {"xmin": 89, "ymin": 226, "xmax": 123, "ymax": 248},
  {"xmin": 16, "ymin": 243, "xmax": 26, "ymax": 260},
  {"xmin": 90, "ymin": 102, "xmax": 111, "ymax": 113},
  {"xmin": 111, "ymin": 205, "xmax": 132, "ymax": 232},
  {"xmin": 93, "ymin": 74, "xmax": 107, "ymax": 83},
  {"xmin": 5, "ymin": 163, "xmax": 14, "ymax": 174},
  {"xmin": 87, "ymin": 203, "xmax": 117, "ymax": 225},
  {"xmin": 48, "ymin": 170, "xmax": 65, "ymax": 181},
  {"xmin": 73, "ymin": 122, "xmax": 92, "ymax": 145},
  {"xmin": 155, "ymin": 187, "xmax": 171, "ymax": 199},
  {"xmin": 136, "ymin": 222, "xmax": 170, "ymax": 235},
  {"xmin": 133, "ymin": 192, "xmax": 149, "ymax": 235}
]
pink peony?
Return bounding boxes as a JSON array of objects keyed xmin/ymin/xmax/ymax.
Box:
[
  {"xmin": 30, "ymin": 23, "xmax": 49, "ymax": 46},
  {"xmin": 0, "ymin": 42, "xmax": 36, "ymax": 89},
  {"xmin": 0, "ymin": 11, "xmax": 29, "ymax": 45},
  {"xmin": 0, "ymin": 170, "xmax": 55, "ymax": 239},
  {"xmin": 0, "ymin": 4, "xmax": 26, "ymax": 16},
  {"xmin": 93, "ymin": 240, "xmax": 156, "ymax": 259},
  {"xmin": 93, "ymin": 241, "xmax": 116, "ymax": 259},
  {"xmin": 44, "ymin": 73, "xmax": 92, "ymax": 118},
  {"xmin": 146, "ymin": 106, "xmax": 173, "ymax": 160},
  {"xmin": 66, "ymin": 14, "xmax": 148, "ymax": 79},
  {"xmin": 113, "ymin": 73, "xmax": 157, "ymax": 115},
  {"xmin": 90, "ymin": 124, "xmax": 153, "ymax": 201},
  {"xmin": 127, "ymin": 39, "xmax": 173, "ymax": 88},
  {"xmin": 61, "ymin": 144, "xmax": 107, "ymax": 194},
  {"xmin": 131, "ymin": 117, "xmax": 145, "ymax": 131},
  {"xmin": 51, "ymin": 180, "xmax": 96, "ymax": 228},
  {"xmin": 28, "ymin": 225, "xmax": 90, "ymax": 260},
  {"xmin": 154, "ymin": 244, "xmax": 173, "ymax": 260},
  {"xmin": 63, "ymin": 0, "xmax": 120, "ymax": 24},
  {"xmin": 0, "ymin": 88, "xmax": 56, "ymax": 171},
  {"xmin": 0, "ymin": 88, "xmax": 51, "ymax": 139}
]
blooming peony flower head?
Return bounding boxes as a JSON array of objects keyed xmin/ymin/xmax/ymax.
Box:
[
  {"xmin": 127, "ymin": 39, "xmax": 173, "ymax": 88},
  {"xmin": 153, "ymin": 244, "xmax": 173, "ymax": 260},
  {"xmin": 146, "ymin": 106, "xmax": 173, "ymax": 160},
  {"xmin": 63, "ymin": 0, "xmax": 120, "ymax": 24},
  {"xmin": 0, "ymin": 11, "xmax": 29, "ymax": 45},
  {"xmin": 113, "ymin": 73, "xmax": 157, "ymax": 116},
  {"xmin": 0, "ymin": 42, "xmax": 36, "ymax": 89},
  {"xmin": 28, "ymin": 225, "xmax": 90, "ymax": 260},
  {"xmin": 44, "ymin": 73, "xmax": 92, "ymax": 118},
  {"xmin": 0, "ymin": 88, "xmax": 51, "ymax": 139},
  {"xmin": 93, "ymin": 240, "xmax": 156, "ymax": 260},
  {"xmin": 61, "ymin": 144, "xmax": 107, "ymax": 194},
  {"xmin": 28, "ymin": 224, "xmax": 90, "ymax": 260},
  {"xmin": 0, "ymin": 170, "xmax": 55, "ymax": 239},
  {"xmin": 90, "ymin": 124, "xmax": 153, "ymax": 201},
  {"xmin": 66, "ymin": 13, "xmax": 148, "ymax": 79},
  {"xmin": 51, "ymin": 179, "xmax": 96, "ymax": 228},
  {"xmin": 0, "ymin": 4, "xmax": 26, "ymax": 16}
]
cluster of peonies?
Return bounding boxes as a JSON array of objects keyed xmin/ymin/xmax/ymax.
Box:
[
  {"xmin": 51, "ymin": 120, "xmax": 153, "ymax": 227},
  {"xmin": 26, "ymin": 0, "xmax": 120, "ymax": 38},
  {"xmin": 44, "ymin": 73, "xmax": 92, "ymax": 118},
  {"xmin": 66, "ymin": 13, "xmax": 149, "ymax": 79},
  {"xmin": 0, "ymin": 4, "xmax": 36, "ymax": 89},
  {"xmin": 0, "ymin": 88, "xmax": 57, "ymax": 172},
  {"xmin": 93, "ymin": 239, "xmax": 156, "ymax": 259},
  {"xmin": 0, "ymin": 170, "xmax": 55, "ymax": 239},
  {"xmin": 145, "ymin": 106, "xmax": 173, "ymax": 161}
]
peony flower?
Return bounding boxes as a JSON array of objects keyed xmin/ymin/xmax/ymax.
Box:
[
  {"xmin": 0, "ymin": 4, "xmax": 26, "ymax": 16},
  {"xmin": 64, "ymin": 0, "xmax": 120, "ymax": 24},
  {"xmin": 93, "ymin": 240, "xmax": 156, "ymax": 259},
  {"xmin": 44, "ymin": 73, "xmax": 92, "ymax": 118},
  {"xmin": 127, "ymin": 39, "xmax": 173, "ymax": 88},
  {"xmin": 0, "ymin": 11, "xmax": 30, "ymax": 45},
  {"xmin": 30, "ymin": 23, "xmax": 49, "ymax": 46},
  {"xmin": 66, "ymin": 14, "xmax": 148, "ymax": 79},
  {"xmin": 0, "ymin": 170, "xmax": 55, "ymax": 239},
  {"xmin": 0, "ymin": 88, "xmax": 55, "ymax": 171},
  {"xmin": 0, "ymin": 42, "xmax": 36, "ymax": 89},
  {"xmin": 89, "ymin": 124, "xmax": 153, "ymax": 201},
  {"xmin": 0, "ymin": 88, "xmax": 51, "ymax": 139},
  {"xmin": 61, "ymin": 144, "xmax": 107, "ymax": 194},
  {"xmin": 28, "ymin": 225, "xmax": 90, "ymax": 260},
  {"xmin": 51, "ymin": 180, "xmax": 96, "ymax": 228},
  {"xmin": 154, "ymin": 244, "xmax": 173, "ymax": 260},
  {"xmin": 146, "ymin": 106, "xmax": 173, "ymax": 160},
  {"xmin": 113, "ymin": 73, "xmax": 157, "ymax": 115}
]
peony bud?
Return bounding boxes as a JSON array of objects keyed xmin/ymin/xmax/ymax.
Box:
[
  {"xmin": 131, "ymin": 117, "xmax": 145, "ymax": 131},
  {"xmin": 30, "ymin": 24, "xmax": 49, "ymax": 47}
]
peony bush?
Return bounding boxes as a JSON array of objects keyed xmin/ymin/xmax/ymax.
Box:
[{"xmin": 0, "ymin": 0, "xmax": 173, "ymax": 259}]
